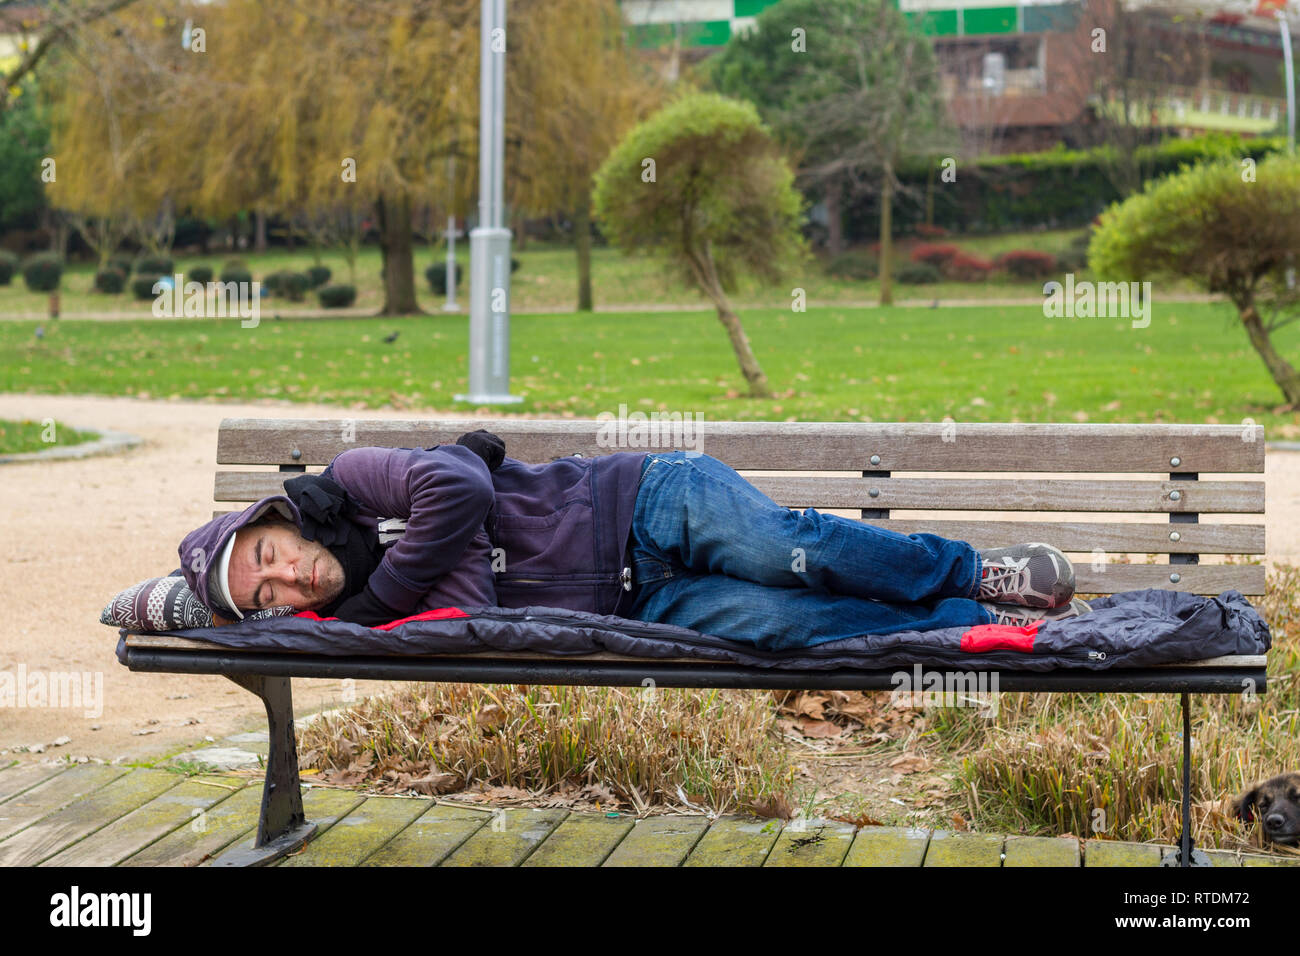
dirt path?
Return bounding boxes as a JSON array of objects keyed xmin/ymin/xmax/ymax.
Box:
[{"xmin": 1, "ymin": 392, "xmax": 1296, "ymax": 770}]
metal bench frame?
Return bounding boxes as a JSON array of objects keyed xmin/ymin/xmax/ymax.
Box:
[{"xmin": 118, "ymin": 419, "xmax": 1270, "ymax": 867}]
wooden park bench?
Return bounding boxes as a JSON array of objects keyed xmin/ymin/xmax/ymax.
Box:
[{"xmin": 117, "ymin": 419, "xmax": 1269, "ymax": 866}]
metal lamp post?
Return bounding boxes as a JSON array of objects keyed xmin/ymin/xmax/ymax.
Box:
[{"xmin": 455, "ymin": 0, "xmax": 522, "ymax": 405}]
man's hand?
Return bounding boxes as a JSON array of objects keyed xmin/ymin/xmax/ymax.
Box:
[{"xmin": 333, "ymin": 584, "xmax": 404, "ymax": 627}]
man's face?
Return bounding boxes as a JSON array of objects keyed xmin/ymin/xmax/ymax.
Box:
[{"xmin": 226, "ymin": 519, "xmax": 345, "ymax": 613}]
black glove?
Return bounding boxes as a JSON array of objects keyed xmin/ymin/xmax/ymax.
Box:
[
  {"xmin": 456, "ymin": 429, "xmax": 505, "ymax": 472},
  {"xmin": 332, "ymin": 584, "xmax": 404, "ymax": 627}
]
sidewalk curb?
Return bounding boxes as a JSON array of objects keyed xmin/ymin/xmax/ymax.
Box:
[{"xmin": 0, "ymin": 426, "xmax": 142, "ymax": 464}]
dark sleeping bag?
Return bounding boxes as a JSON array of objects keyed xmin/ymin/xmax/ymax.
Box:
[{"xmin": 117, "ymin": 588, "xmax": 1270, "ymax": 673}]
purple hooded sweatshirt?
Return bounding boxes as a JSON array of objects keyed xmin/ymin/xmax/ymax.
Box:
[
  {"xmin": 322, "ymin": 444, "xmax": 648, "ymax": 618},
  {"xmin": 182, "ymin": 443, "xmax": 648, "ymax": 622}
]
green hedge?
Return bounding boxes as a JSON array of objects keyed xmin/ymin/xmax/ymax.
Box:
[{"xmin": 842, "ymin": 133, "xmax": 1287, "ymax": 238}]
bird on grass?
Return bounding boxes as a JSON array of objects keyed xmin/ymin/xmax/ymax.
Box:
[
  {"xmin": 34, "ymin": 325, "xmax": 44, "ymax": 340},
  {"xmin": 383, "ymin": 331, "xmax": 400, "ymax": 344}
]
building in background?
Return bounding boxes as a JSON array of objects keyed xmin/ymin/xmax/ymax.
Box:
[{"xmin": 619, "ymin": 0, "xmax": 1295, "ymax": 153}]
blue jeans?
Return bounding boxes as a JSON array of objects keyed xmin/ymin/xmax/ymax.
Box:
[{"xmin": 624, "ymin": 450, "xmax": 996, "ymax": 650}]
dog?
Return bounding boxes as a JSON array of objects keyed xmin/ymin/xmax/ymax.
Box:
[{"xmin": 1231, "ymin": 773, "xmax": 1300, "ymax": 847}]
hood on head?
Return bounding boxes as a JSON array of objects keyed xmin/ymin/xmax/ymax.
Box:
[{"xmin": 178, "ymin": 495, "xmax": 301, "ymax": 621}]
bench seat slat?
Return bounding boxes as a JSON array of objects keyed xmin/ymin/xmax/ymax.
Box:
[{"xmin": 215, "ymin": 419, "xmax": 1267, "ymax": 473}]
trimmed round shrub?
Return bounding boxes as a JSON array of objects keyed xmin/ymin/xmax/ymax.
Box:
[
  {"xmin": 22, "ymin": 253, "xmax": 63, "ymax": 292},
  {"xmin": 264, "ymin": 270, "xmax": 310, "ymax": 301},
  {"xmin": 220, "ymin": 261, "xmax": 253, "ymax": 285},
  {"xmin": 425, "ymin": 262, "xmax": 461, "ymax": 294},
  {"xmin": 136, "ymin": 254, "xmax": 174, "ymax": 275},
  {"xmin": 511, "ymin": 257, "xmax": 521, "ymax": 273},
  {"xmin": 910, "ymin": 243, "xmax": 960, "ymax": 268},
  {"xmin": 896, "ymin": 261, "xmax": 941, "ymax": 284},
  {"xmin": 189, "ymin": 265, "xmax": 215, "ymax": 285},
  {"xmin": 94, "ymin": 268, "xmax": 127, "ymax": 294},
  {"xmin": 107, "ymin": 253, "xmax": 134, "ymax": 275},
  {"xmin": 995, "ymin": 249, "xmax": 1057, "ymax": 279},
  {"xmin": 306, "ymin": 265, "xmax": 332, "ymax": 288},
  {"xmin": 944, "ymin": 252, "xmax": 995, "ymax": 281},
  {"xmin": 0, "ymin": 250, "xmax": 18, "ymax": 285},
  {"xmin": 825, "ymin": 250, "xmax": 878, "ymax": 280},
  {"xmin": 317, "ymin": 283, "xmax": 357, "ymax": 308},
  {"xmin": 132, "ymin": 275, "xmax": 166, "ymax": 300}
]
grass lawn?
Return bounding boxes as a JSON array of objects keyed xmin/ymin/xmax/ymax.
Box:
[
  {"xmin": 0, "ymin": 299, "xmax": 1297, "ymax": 436},
  {"xmin": 0, "ymin": 417, "xmax": 98, "ymax": 454},
  {"xmin": 0, "ymin": 229, "xmax": 1209, "ymax": 319}
]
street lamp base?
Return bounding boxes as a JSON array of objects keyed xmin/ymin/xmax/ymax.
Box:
[{"xmin": 453, "ymin": 393, "xmax": 525, "ymax": 404}]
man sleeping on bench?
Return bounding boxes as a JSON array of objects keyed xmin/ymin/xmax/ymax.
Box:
[{"xmin": 178, "ymin": 430, "xmax": 1090, "ymax": 651}]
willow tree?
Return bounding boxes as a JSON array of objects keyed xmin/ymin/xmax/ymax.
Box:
[
  {"xmin": 44, "ymin": 0, "xmax": 480, "ymax": 315},
  {"xmin": 507, "ymin": 0, "xmax": 665, "ymax": 310},
  {"xmin": 593, "ymin": 91, "xmax": 809, "ymax": 398},
  {"xmin": 41, "ymin": 3, "xmax": 197, "ymax": 262}
]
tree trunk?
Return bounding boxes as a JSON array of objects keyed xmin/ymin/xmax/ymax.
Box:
[
  {"xmin": 825, "ymin": 175, "xmax": 844, "ymax": 257},
  {"xmin": 254, "ymin": 209, "xmax": 268, "ymax": 253},
  {"xmin": 689, "ymin": 241, "xmax": 772, "ymax": 398},
  {"xmin": 924, "ymin": 160, "xmax": 935, "ymax": 227},
  {"xmin": 514, "ymin": 210, "xmax": 527, "ymax": 251},
  {"xmin": 376, "ymin": 194, "xmax": 422, "ymax": 316},
  {"xmin": 573, "ymin": 193, "xmax": 593, "ymax": 312},
  {"xmin": 879, "ymin": 162, "xmax": 894, "ymax": 307},
  {"xmin": 1239, "ymin": 297, "xmax": 1300, "ymax": 408}
]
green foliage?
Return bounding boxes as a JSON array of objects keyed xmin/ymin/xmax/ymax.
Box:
[
  {"xmin": 220, "ymin": 265, "xmax": 253, "ymax": 286},
  {"xmin": 852, "ymin": 134, "xmax": 1289, "ymax": 238},
  {"xmin": 317, "ymin": 283, "xmax": 357, "ymax": 308},
  {"xmin": 0, "ymin": 82, "xmax": 50, "ymax": 231},
  {"xmin": 188, "ymin": 265, "xmax": 215, "ymax": 285},
  {"xmin": 0, "ymin": 250, "xmax": 18, "ymax": 286},
  {"xmin": 592, "ymin": 89, "xmax": 809, "ymax": 297},
  {"xmin": 306, "ymin": 265, "xmax": 332, "ymax": 288},
  {"xmin": 705, "ymin": 0, "xmax": 950, "ymax": 167},
  {"xmin": 131, "ymin": 275, "xmax": 163, "ymax": 300},
  {"xmin": 896, "ymin": 261, "xmax": 940, "ymax": 284},
  {"xmin": 1090, "ymin": 153, "xmax": 1300, "ymax": 309},
  {"xmin": 263, "ymin": 270, "xmax": 310, "ymax": 301},
  {"xmin": 107, "ymin": 253, "xmax": 134, "ymax": 275},
  {"xmin": 425, "ymin": 262, "xmax": 461, "ymax": 294},
  {"xmin": 21, "ymin": 253, "xmax": 62, "ymax": 292},
  {"xmin": 93, "ymin": 269, "xmax": 127, "ymax": 294},
  {"xmin": 135, "ymin": 254, "xmax": 173, "ymax": 275},
  {"xmin": 824, "ymin": 250, "xmax": 878, "ymax": 280}
]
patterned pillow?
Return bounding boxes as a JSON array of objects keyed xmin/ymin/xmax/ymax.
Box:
[{"xmin": 101, "ymin": 571, "xmax": 297, "ymax": 631}]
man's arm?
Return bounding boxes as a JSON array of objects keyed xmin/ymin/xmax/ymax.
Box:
[{"xmin": 326, "ymin": 444, "xmax": 496, "ymax": 619}]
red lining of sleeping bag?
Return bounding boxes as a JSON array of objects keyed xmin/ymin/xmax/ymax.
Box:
[
  {"xmin": 960, "ymin": 621, "xmax": 1040, "ymax": 653},
  {"xmin": 295, "ymin": 607, "xmax": 470, "ymax": 631}
]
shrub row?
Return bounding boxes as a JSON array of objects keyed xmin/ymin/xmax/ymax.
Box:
[{"xmin": 825, "ymin": 245, "xmax": 1080, "ymax": 283}]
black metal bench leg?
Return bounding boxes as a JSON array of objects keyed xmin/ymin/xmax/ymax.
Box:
[
  {"xmin": 1162, "ymin": 692, "xmax": 1210, "ymax": 867},
  {"xmin": 212, "ymin": 674, "xmax": 317, "ymax": 866}
]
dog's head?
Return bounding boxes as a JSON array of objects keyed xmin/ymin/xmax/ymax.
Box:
[{"xmin": 1232, "ymin": 773, "xmax": 1300, "ymax": 847}]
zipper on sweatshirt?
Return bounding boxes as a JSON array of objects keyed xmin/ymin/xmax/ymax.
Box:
[{"xmin": 497, "ymin": 569, "xmax": 632, "ymax": 591}]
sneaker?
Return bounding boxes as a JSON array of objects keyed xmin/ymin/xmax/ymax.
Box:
[
  {"xmin": 979, "ymin": 597, "xmax": 1092, "ymax": 628},
  {"xmin": 977, "ymin": 543, "xmax": 1075, "ymax": 608}
]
